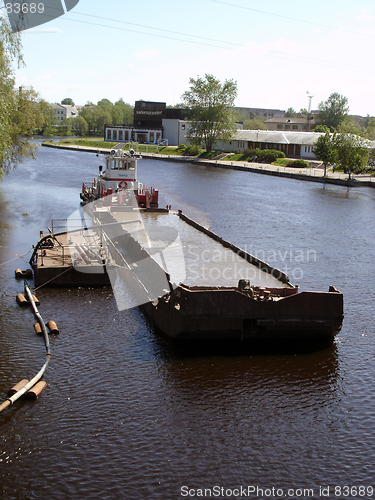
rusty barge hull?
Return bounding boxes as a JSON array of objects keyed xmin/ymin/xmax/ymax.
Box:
[
  {"xmin": 143, "ymin": 284, "xmax": 343, "ymax": 340},
  {"xmin": 30, "ymin": 211, "xmax": 344, "ymax": 341}
]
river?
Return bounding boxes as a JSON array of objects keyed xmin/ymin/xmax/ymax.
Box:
[{"xmin": 0, "ymin": 143, "xmax": 374, "ymax": 499}]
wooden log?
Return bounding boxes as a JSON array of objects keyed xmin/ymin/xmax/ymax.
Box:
[
  {"xmin": 34, "ymin": 323, "xmax": 42, "ymax": 335},
  {"xmin": 7, "ymin": 379, "xmax": 29, "ymax": 397},
  {"xmin": 14, "ymin": 269, "xmax": 32, "ymax": 279},
  {"xmin": 15, "ymin": 269, "xmax": 23, "ymax": 279},
  {"xmin": 47, "ymin": 320, "xmax": 59, "ymax": 334},
  {"xmin": 16, "ymin": 293, "xmax": 28, "ymax": 306},
  {"xmin": 25, "ymin": 381, "xmax": 47, "ymax": 400},
  {"xmin": 31, "ymin": 294, "xmax": 40, "ymax": 305}
]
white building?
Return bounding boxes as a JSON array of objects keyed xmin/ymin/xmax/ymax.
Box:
[
  {"xmin": 162, "ymin": 119, "xmax": 190, "ymax": 146},
  {"xmin": 51, "ymin": 103, "xmax": 81, "ymax": 121},
  {"xmin": 217, "ymin": 130, "xmax": 327, "ymax": 159},
  {"xmin": 105, "ymin": 126, "xmax": 163, "ymax": 144}
]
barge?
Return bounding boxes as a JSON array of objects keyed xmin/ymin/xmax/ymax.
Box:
[
  {"xmin": 30, "ymin": 207, "xmax": 344, "ymax": 341},
  {"xmin": 29, "ymin": 152, "xmax": 343, "ymax": 341}
]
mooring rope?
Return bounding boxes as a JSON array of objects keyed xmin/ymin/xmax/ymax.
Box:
[
  {"xmin": 0, "ymin": 250, "xmax": 32, "ymax": 267},
  {"xmin": 33, "ymin": 266, "xmax": 74, "ymax": 292}
]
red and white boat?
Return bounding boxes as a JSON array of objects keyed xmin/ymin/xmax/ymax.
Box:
[{"xmin": 80, "ymin": 149, "xmax": 159, "ymax": 208}]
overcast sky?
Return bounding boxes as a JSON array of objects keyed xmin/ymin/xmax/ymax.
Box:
[{"xmin": 10, "ymin": 0, "xmax": 375, "ymax": 116}]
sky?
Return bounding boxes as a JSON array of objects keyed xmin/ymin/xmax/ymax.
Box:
[{"xmin": 4, "ymin": 0, "xmax": 375, "ymax": 116}]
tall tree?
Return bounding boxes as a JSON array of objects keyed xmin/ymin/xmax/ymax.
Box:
[
  {"xmin": 365, "ymin": 117, "xmax": 375, "ymax": 141},
  {"xmin": 61, "ymin": 97, "xmax": 74, "ymax": 105},
  {"xmin": 334, "ymin": 134, "xmax": 369, "ymax": 179},
  {"xmin": 113, "ymin": 99, "xmax": 133, "ymax": 125},
  {"xmin": 244, "ymin": 117, "xmax": 266, "ymax": 130},
  {"xmin": 313, "ymin": 132, "xmax": 337, "ymax": 176},
  {"xmin": 182, "ymin": 74, "xmax": 238, "ymax": 151},
  {"xmin": 299, "ymin": 108, "xmax": 309, "ymax": 118},
  {"xmin": 318, "ymin": 92, "xmax": 349, "ymax": 131},
  {"xmin": 285, "ymin": 107, "xmax": 297, "ymax": 117},
  {"xmin": 0, "ymin": 16, "xmax": 48, "ymax": 176}
]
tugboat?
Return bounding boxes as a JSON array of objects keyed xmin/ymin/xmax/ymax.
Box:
[{"xmin": 80, "ymin": 148, "xmax": 159, "ymax": 209}]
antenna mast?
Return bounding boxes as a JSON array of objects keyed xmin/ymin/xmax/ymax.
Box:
[{"xmin": 306, "ymin": 91, "xmax": 314, "ymax": 114}]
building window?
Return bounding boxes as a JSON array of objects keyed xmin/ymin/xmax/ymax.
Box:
[
  {"xmin": 119, "ymin": 130, "xmax": 123, "ymax": 141},
  {"xmin": 107, "ymin": 129, "xmax": 111, "ymax": 140},
  {"xmin": 150, "ymin": 132, "xmax": 154, "ymax": 142},
  {"xmin": 292, "ymin": 125, "xmax": 298, "ymax": 130},
  {"xmin": 113, "ymin": 130, "xmax": 117, "ymax": 141},
  {"xmin": 277, "ymin": 124, "xmax": 283, "ymax": 129},
  {"xmin": 181, "ymin": 124, "xmax": 185, "ymax": 130},
  {"xmin": 285, "ymin": 125, "xmax": 291, "ymax": 130}
]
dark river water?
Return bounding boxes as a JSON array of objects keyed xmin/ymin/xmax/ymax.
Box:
[{"xmin": 0, "ymin": 142, "xmax": 374, "ymax": 500}]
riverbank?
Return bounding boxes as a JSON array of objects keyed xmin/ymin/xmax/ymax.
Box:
[{"xmin": 42, "ymin": 142, "xmax": 375, "ymax": 188}]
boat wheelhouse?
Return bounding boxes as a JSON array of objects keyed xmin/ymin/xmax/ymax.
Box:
[{"xmin": 80, "ymin": 149, "xmax": 159, "ymax": 208}]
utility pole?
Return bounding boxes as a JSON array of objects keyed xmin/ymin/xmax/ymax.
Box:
[{"xmin": 306, "ymin": 91, "xmax": 314, "ymax": 131}]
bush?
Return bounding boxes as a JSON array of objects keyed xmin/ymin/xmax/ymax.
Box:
[
  {"xmin": 185, "ymin": 144, "xmax": 201, "ymax": 156},
  {"xmin": 263, "ymin": 150, "xmax": 285, "ymax": 163},
  {"xmin": 176, "ymin": 144, "xmax": 187, "ymax": 153},
  {"xmin": 287, "ymin": 159, "xmax": 309, "ymax": 168},
  {"xmin": 246, "ymin": 148, "xmax": 285, "ymax": 163},
  {"xmin": 197, "ymin": 150, "xmax": 217, "ymax": 159}
]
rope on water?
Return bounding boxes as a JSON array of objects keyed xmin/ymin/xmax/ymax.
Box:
[{"xmin": 0, "ymin": 250, "xmax": 32, "ymax": 267}]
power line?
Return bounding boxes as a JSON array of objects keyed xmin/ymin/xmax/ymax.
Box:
[
  {"xmin": 72, "ymin": 11, "xmax": 243, "ymax": 48},
  {"xmin": 208, "ymin": 0, "xmax": 375, "ymax": 39},
  {"xmin": 58, "ymin": 13, "xmax": 373, "ymax": 74},
  {"xmin": 1, "ymin": 4, "xmax": 373, "ymax": 73}
]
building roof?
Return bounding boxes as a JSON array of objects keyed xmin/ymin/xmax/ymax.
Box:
[
  {"xmin": 51, "ymin": 103, "xmax": 65, "ymax": 110},
  {"xmin": 233, "ymin": 130, "xmax": 324, "ymax": 145},
  {"xmin": 265, "ymin": 117, "xmax": 315, "ymax": 124}
]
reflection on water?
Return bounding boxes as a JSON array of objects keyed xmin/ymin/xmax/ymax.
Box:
[{"xmin": 0, "ymin": 145, "xmax": 375, "ymax": 499}]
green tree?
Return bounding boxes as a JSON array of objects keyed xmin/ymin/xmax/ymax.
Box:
[
  {"xmin": 61, "ymin": 97, "xmax": 74, "ymax": 105},
  {"xmin": 97, "ymin": 98, "xmax": 112, "ymax": 110},
  {"xmin": 334, "ymin": 134, "xmax": 369, "ymax": 179},
  {"xmin": 365, "ymin": 117, "xmax": 375, "ymax": 141},
  {"xmin": 336, "ymin": 116, "xmax": 361, "ymax": 135},
  {"xmin": 285, "ymin": 107, "xmax": 297, "ymax": 118},
  {"xmin": 79, "ymin": 104, "xmax": 110, "ymax": 136},
  {"xmin": 299, "ymin": 108, "xmax": 309, "ymax": 118},
  {"xmin": 66, "ymin": 115, "xmax": 88, "ymax": 136},
  {"xmin": 78, "ymin": 105, "xmax": 95, "ymax": 134},
  {"xmin": 244, "ymin": 117, "xmax": 266, "ymax": 130},
  {"xmin": 113, "ymin": 99, "xmax": 133, "ymax": 125},
  {"xmin": 167, "ymin": 103, "xmax": 185, "ymax": 108},
  {"xmin": 182, "ymin": 74, "xmax": 238, "ymax": 151},
  {"xmin": 1, "ymin": 17, "xmax": 49, "ymax": 176},
  {"xmin": 313, "ymin": 132, "xmax": 337, "ymax": 176},
  {"xmin": 95, "ymin": 106, "xmax": 112, "ymax": 135},
  {"xmin": 312, "ymin": 124, "xmax": 330, "ymax": 133},
  {"xmin": 318, "ymin": 92, "xmax": 349, "ymax": 131}
]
